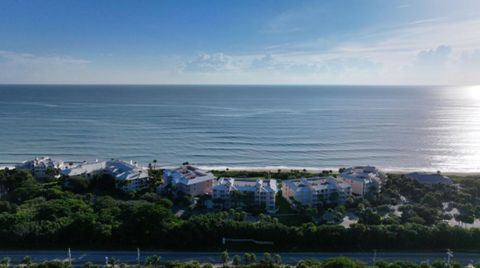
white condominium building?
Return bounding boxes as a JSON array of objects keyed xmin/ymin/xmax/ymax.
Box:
[
  {"xmin": 282, "ymin": 176, "xmax": 352, "ymax": 207},
  {"xmin": 338, "ymin": 166, "xmax": 384, "ymax": 196},
  {"xmin": 61, "ymin": 159, "xmax": 149, "ymax": 191},
  {"xmin": 104, "ymin": 160, "xmax": 149, "ymax": 191},
  {"xmin": 61, "ymin": 160, "xmax": 106, "ymax": 178},
  {"xmin": 163, "ymin": 165, "xmax": 214, "ymax": 196},
  {"xmin": 213, "ymin": 178, "xmax": 278, "ymax": 213},
  {"xmin": 16, "ymin": 157, "xmax": 64, "ymax": 179}
]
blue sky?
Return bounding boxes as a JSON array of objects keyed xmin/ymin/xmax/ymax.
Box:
[{"xmin": 1, "ymin": 0, "xmax": 480, "ymax": 84}]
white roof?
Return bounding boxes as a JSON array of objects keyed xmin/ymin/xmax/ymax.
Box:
[
  {"xmin": 166, "ymin": 165, "xmax": 215, "ymax": 185},
  {"xmin": 17, "ymin": 157, "xmax": 63, "ymax": 169},
  {"xmin": 61, "ymin": 161, "xmax": 106, "ymax": 176},
  {"xmin": 61, "ymin": 159, "xmax": 148, "ymax": 181},
  {"xmin": 214, "ymin": 177, "xmax": 278, "ymax": 193},
  {"xmin": 105, "ymin": 160, "xmax": 148, "ymax": 181},
  {"xmin": 285, "ymin": 176, "xmax": 351, "ymax": 193},
  {"xmin": 340, "ymin": 166, "xmax": 383, "ymax": 184}
]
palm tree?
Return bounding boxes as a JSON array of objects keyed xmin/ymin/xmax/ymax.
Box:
[
  {"xmin": 22, "ymin": 256, "xmax": 32, "ymax": 268},
  {"xmin": 221, "ymin": 250, "xmax": 229, "ymax": 265},
  {"xmin": 145, "ymin": 255, "xmax": 161, "ymax": 268},
  {"xmin": 263, "ymin": 252, "xmax": 272, "ymax": 263},
  {"xmin": 0, "ymin": 257, "xmax": 10, "ymax": 268},
  {"xmin": 274, "ymin": 254, "xmax": 282, "ymax": 265},
  {"xmin": 232, "ymin": 255, "xmax": 241, "ymax": 266},
  {"xmin": 109, "ymin": 257, "xmax": 119, "ymax": 268}
]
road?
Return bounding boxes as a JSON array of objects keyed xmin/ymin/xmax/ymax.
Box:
[{"xmin": 0, "ymin": 250, "xmax": 479, "ymax": 265}]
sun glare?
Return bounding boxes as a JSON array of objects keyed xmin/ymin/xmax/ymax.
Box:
[{"xmin": 464, "ymin": 85, "xmax": 480, "ymax": 100}]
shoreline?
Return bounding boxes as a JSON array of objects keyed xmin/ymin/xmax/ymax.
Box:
[
  {"xmin": 3, "ymin": 162, "xmax": 480, "ymax": 176},
  {"xmin": 194, "ymin": 165, "xmax": 480, "ymax": 176}
]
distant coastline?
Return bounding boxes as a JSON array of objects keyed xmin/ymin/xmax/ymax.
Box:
[{"xmin": 3, "ymin": 160, "xmax": 480, "ymax": 176}]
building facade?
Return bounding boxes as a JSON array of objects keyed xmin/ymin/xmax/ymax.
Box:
[
  {"xmin": 163, "ymin": 165, "xmax": 214, "ymax": 196},
  {"xmin": 61, "ymin": 159, "xmax": 149, "ymax": 191},
  {"xmin": 213, "ymin": 178, "xmax": 278, "ymax": 213},
  {"xmin": 282, "ymin": 176, "xmax": 352, "ymax": 207},
  {"xmin": 337, "ymin": 166, "xmax": 384, "ymax": 196},
  {"xmin": 16, "ymin": 157, "xmax": 64, "ymax": 179}
]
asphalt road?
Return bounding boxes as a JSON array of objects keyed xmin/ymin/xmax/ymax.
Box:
[{"xmin": 0, "ymin": 250, "xmax": 479, "ymax": 265}]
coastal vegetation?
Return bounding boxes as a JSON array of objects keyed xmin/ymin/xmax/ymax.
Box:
[
  {"xmin": 0, "ymin": 255, "xmax": 470, "ymax": 268},
  {"xmin": 211, "ymin": 170, "xmax": 334, "ymax": 181},
  {"xmin": 1, "ymin": 168, "xmax": 480, "ymax": 251}
]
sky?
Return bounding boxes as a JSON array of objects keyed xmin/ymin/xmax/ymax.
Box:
[{"xmin": 1, "ymin": 0, "xmax": 480, "ymax": 85}]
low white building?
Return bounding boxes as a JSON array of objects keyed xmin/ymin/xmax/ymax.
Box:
[
  {"xmin": 213, "ymin": 178, "xmax": 278, "ymax": 213},
  {"xmin": 338, "ymin": 166, "xmax": 384, "ymax": 196},
  {"xmin": 61, "ymin": 160, "xmax": 106, "ymax": 178},
  {"xmin": 282, "ymin": 176, "xmax": 352, "ymax": 207},
  {"xmin": 105, "ymin": 160, "xmax": 149, "ymax": 191},
  {"xmin": 163, "ymin": 165, "xmax": 214, "ymax": 196},
  {"xmin": 16, "ymin": 157, "xmax": 64, "ymax": 179},
  {"xmin": 61, "ymin": 159, "xmax": 149, "ymax": 191}
]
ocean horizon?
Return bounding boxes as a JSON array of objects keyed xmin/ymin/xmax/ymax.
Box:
[{"xmin": 1, "ymin": 85, "xmax": 479, "ymax": 173}]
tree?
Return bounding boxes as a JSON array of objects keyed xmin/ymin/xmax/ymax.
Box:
[
  {"xmin": 35, "ymin": 260, "xmax": 71, "ymax": 268},
  {"xmin": 297, "ymin": 259, "xmax": 323, "ymax": 268},
  {"xmin": 263, "ymin": 252, "xmax": 272, "ymax": 263},
  {"xmin": 243, "ymin": 253, "xmax": 253, "ymax": 265},
  {"xmin": 145, "ymin": 255, "xmax": 162, "ymax": 268},
  {"xmin": 109, "ymin": 257, "xmax": 119, "ymax": 267},
  {"xmin": 358, "ymin": 208, "xmax": 381, "ymax": 225},
  {"xmin": 221, "ymin": 251, "xmax": 229, "ymax": 265},
  {"xmin": 243, "ymin": 253, "xmax": 257, "ymax": 265},
  {"xmin": 321, "ymin": 257, "xmax": 360, "ymax": 268},
  {"xmin": 0, "ymin": 257, "xmax": 10, "ymax": 268},
  {"xmin": 419, "ymin": 262, "xmax": 431, "ymax": 268},
  {"xmin": 82, "ymin": 262, "xmax": 99, "ymax": 268},
  {"xmin": 274, "ymin": 254, "xmax": 282, "ymax": 265},
  {"xmin": 22, "ymin": 256, "xmax": 33, "ymax": 268},
  {"xmin": 232, "ymin": 255, "xmax": 241, "ymax": 266}
]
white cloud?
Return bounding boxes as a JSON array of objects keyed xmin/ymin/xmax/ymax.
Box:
[
  {"xmin": 182, "ymin": 53, "xmax": 244, "ymax": 73},
  {"xmin": 413, "ymin": 45, "xmax": 452, "ymax": 67},
  {"xmin": 2, "ymin": 13, "xmax": 480, "ymax": 85},
  {"xmin": 175, "ymin": 51, "xmax": 383, "ymax": 84},
  {"xmin": 249, "ymin": 15, "xmax": 480, "ymax": 85},
  {"xmin": 0, "ymin": 50, "xmax": 90, "ymax": 83},
  {"xmin": 460, "ymin": 49, "xmax": 480, "ymax": 69}
]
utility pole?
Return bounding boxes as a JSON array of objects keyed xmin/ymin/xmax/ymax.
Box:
[
  {"xmin": 68, "ymin": 248, "xmax": 72, "ymax": 266},
  {"xmin": 137, "ymin": 248, "xmax": 141, "ymax": 266}
]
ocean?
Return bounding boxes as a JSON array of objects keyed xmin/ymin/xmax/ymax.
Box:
[{"xmin": 1, "ymin": 85, "xmax": 479, "ymax": 172}]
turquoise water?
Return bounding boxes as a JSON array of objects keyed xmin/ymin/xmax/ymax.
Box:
[{"xmin": 1, "ymin": 85, "xmax": 479, "ymax": 172}]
